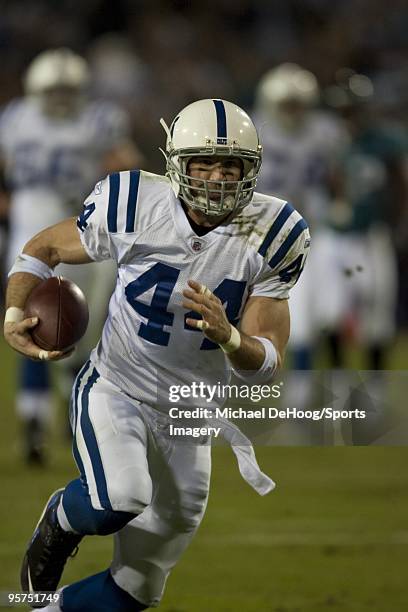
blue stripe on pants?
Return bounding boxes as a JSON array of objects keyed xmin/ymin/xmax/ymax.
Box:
[
  {"xmin": 79, "ymin": 367, "xmax": 113, "ymax": 510},
  {"xmin": 71, "ymin": 361, "xmax": 91, "ymax": 489}
]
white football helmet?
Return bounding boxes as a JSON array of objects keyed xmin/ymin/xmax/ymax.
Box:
[
  {"xmin": 160, "ymin": 99, "xmax": 262, "ymax": 216},
  {"xmin": 24, "ymin": 48, "xmax": 89, "ymax": 117},
  {"xmin": 255, "ymin": 63, "xmax": 319, "ymax": 130}
]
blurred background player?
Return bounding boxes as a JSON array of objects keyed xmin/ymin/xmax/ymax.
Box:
[
  {"xmin": 254, "ymin": 63, "xmax": 348, "ymax": 369},
  {"xmin": 253, "ymin": 64, "xmax": 348, "ymax": 428},
  {"xmin": 0, "ymin": 47, "xmax": 142, "ymax": 464},
  {"xmin": 325, "ymin": 70, "xmax": 408, "ymax": 370}
]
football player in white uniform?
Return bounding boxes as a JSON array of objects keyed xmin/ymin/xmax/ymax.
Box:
[
  {"xmin": 0, "ymin": 48, "xmax": 141, "ymax": 463},
  {"xmin": 4, "ymin": 99, "xmax": 310, "ymax": 610},
  {"xmin": 255, "ymin": 63, "xmax": 348, "ymax": 372}
]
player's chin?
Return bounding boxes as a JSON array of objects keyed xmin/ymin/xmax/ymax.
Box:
[{"xmin": 208, "ymin": 192, "xmax": 222, "ymax": 201}]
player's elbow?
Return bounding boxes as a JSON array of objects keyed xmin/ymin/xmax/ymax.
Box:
[{"xmin": 23, "ymin": 230, "xmax": 59, "ymax": 268}]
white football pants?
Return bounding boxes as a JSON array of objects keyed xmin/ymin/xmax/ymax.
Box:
[{"xmin": 71, "ymin": 362, "xmax": 211, "ymax": 608}]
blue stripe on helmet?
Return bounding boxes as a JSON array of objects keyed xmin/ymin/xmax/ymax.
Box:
[
  {"xmin": 107, "ymin": 173, "xmax": 120, "ymax": 232},
  {"xmin": 213, "ymin": 99, "xmax": 227, "ymax": 143},
  {"xmin": 268, "ymin": 218, "xmax": 308, "ymax": 269},
  {"xmin": 125, "ymin": 170, "xmax": 140, "ymax": 233},
  {"xmin": 170, "ymin": 115, "xmax": 180, "ymax": 138},
  {"xmin": 258, "ymin": 202, "xmax": 295, "ymax": 258}
]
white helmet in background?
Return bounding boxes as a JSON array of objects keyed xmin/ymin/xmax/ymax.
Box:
[
  {"xmin": 160, "ymin": 99, "xmax": 262, "ymax": 216},
  {"xmin": 24, "ymin": 48, "xmax": 89, "ymax": 117},
  {"xmin": 256, "ymin": 63, "xmax": 319, "ymax": 130}
]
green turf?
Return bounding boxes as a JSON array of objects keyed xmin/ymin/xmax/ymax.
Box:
[{"xmin": 1, "ymin": 335, "xmax": 408, "ymax": 611}]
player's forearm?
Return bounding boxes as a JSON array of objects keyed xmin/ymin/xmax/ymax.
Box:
[
  {"xmin": 225, "ymin": 330, "xmax": 283, "ymax": 371},
  {"xmin": 6, "ymin": 234, "xmax": 58, "ymax": 310},
  {"xmin": 6, "ymin": 273, "xmax": 43, "ymax": 310},
  {"xmin": 226, "ymin": 332, "xmax": 266, "ymax": 369}
]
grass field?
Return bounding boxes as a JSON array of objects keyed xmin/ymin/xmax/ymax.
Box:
[{"xmin": 1, "ymin": 335, "xmax": 408, "ymax": 611}]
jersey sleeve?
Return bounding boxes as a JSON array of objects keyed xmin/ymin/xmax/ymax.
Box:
[
  {"xmin": 76, "ymin": 169, "xmax": 142, "ymax": 262},
  {"xmin": 250, "ymin": 203, "xmax": 311, "ymax": 299},
  {"xmin": 76, "ymin": 176, "xmax": 113, "ymax": 261}
]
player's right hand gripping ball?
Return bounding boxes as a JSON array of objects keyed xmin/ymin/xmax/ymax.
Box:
[{"xmin": 24, "ymin": 276, "xmax": 89, "ymax": 351}]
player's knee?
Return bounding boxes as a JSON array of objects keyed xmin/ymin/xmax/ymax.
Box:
[
  {"xmin": 108, "ymin": 470, "xmax": 152, "ymax": 516},
  {"xmin": 168, "ymin": 488, "xmax": 208, "ymax": 533},
  {"xmin": 63, "ymin": 478, "xmax": 137, "ymax": 536},
  {"xmin": 87, "ymin": 508, "xmax": 136, "ymax": 536}
]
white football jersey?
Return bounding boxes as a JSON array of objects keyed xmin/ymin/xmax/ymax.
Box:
[
  {"xmin": 0, "ymin": 97, "xmax": 128, "ymax": 200},
  {"xmin": 255, "ymin": 111, "xmax": 347, "ymax": 227},
  {"xmin": 78, "ymin": 171, "xmax": 310, "ymax": 412},
  {"xmin": 1, "ymin": 96, "xmax": 129, "ymax": 267}
]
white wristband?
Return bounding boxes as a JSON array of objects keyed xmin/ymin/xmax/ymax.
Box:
[
  {"xmin": 220, "ymin": 325, "xmax": 241, "ymax": 353},
  {"xmin": 8, "ymin": 253, "xmax": 53, "ymax": 280},
  {"xmin": 4, "ymin": 306, "xmax": 24, "ymax": 324},
  {"xmin": 232, "ymin": 336, "xmax": 278, "ymax": 383}
]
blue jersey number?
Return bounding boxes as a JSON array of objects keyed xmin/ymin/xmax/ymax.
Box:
[
  {"xmin": 49, "ymin": 146, "xmax": 83, "ymax": 185},
  {"xmin": 125, "ymin": 263, "xmax": 246, "ymax": 349},
  {"xmin": 11, "ymin": 143, "xmax": 83, "ymax": 188},
  {"xmin": 279, "ymin": 254, "xmax": 305, "ymax": 283},
  {"xmin": 125, "ymin": 263, "xmax": 180, "ymax": 346},
  {"xmin": 77, "ymin": 203, "xmax": 96, "ymax": 232}
]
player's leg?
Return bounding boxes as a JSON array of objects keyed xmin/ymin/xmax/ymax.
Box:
[
  {"xmin": 280, "ymin": 261, "xmax": 315, "ymax": 442},
  {"xmin": 347, "ymin": 228, "xmax": 397, "ymax": 443},
  {"xmin": 287, "ymin": 256, "xmax": 314, "ymax": 370},
  {"xmin": 108, "ymin": 424, "xmax": 212, "ymax": 609},
  {"xmin": 42, "ymin": 570, "xmax": 148, "ymax": 611},
  {"xmin": 8, "ymin": 262, "xmax": 52, "ymax": 464},
  {"xmin": 40, "ymin": 411, "xmax": 211, "ymax": 610},
  {"xmin": 361, "ymin": 226, "xmax": 397, "ymax": 369},
  {"xmin": 17, "ymin": 358, "xmax": 51, "ymax": 464},
  {"xmin": 314, "ymin": 229, "xmax": 350, "ymax": 367},
  {"xmin": 54, "ymin": 260, "xmax": 117, "ymax": 436},
  {"xmin": 21, "ymin": 361, "xmax": 152, "ymax": 598},
  {"xmin": 62, "ymin": 362, "xmax": 152, "ymax": 532},
  {"xmin": 7, "ymin": 199, "xmax": 62, "ymax": 464}
]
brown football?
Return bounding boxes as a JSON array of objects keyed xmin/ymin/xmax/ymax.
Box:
[{"xmin": 24, "ymin": 276, "xmax": 89, "ymax": 351}]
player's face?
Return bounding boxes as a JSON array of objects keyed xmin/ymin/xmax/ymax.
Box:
[
  {"xmin": 41, "ymin": 86, "xmax": 83, "ymax": 118},
  {"xmin": 187, "ymin": 156, "xmax": 243, "ymax": 202},
  {"xmin": 276, "ymin": 98, "xmax": 308, "ymax": 131}
]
